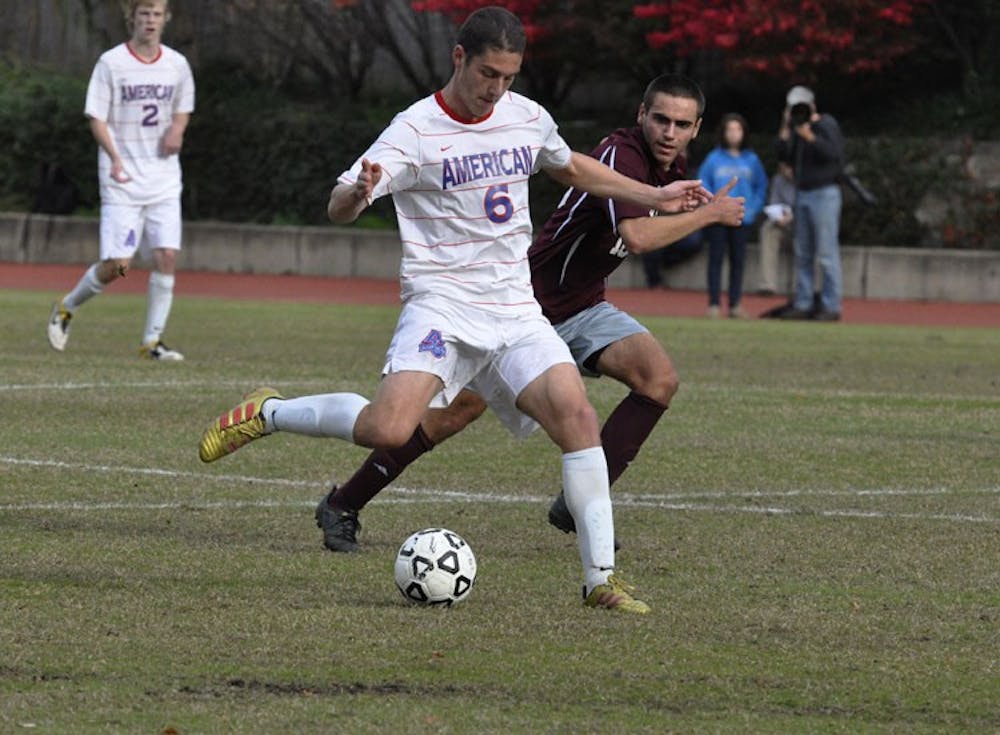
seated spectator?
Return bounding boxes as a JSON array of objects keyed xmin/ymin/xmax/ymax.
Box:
[
  {"xmin": 757, "ymin": 161, "xmax": 796, "ymax": 295},
  {"xmin": 642, "ymin": 231, "xmax": 703, "ymax": 289}
]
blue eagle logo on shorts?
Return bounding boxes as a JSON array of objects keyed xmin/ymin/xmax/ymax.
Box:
[{"xmin": 418, "ymin": 329, "xmax": 446, "ymax": 359}]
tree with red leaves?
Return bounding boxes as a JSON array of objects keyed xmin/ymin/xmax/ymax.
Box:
[
  {"xmin": 633, "ymin": 0, "xmax": 929, "ymax": 76},
  {"xmin": 408, "ymin": 0, "xmax": 1000, "ymax": 112}
]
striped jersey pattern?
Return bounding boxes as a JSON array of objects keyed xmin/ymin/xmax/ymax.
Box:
[
  {"xmin": 85, "ymin": 43, "xmax": 195, "ymax": 205},
  {"xmin": 339, "ymin": 90, "xmax": 572, "ymax": 316}
]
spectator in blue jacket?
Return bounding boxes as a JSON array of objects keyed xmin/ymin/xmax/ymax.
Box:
[{"xmin": 698, "ymin": 113, "xmax": 767, "ymax": 318}]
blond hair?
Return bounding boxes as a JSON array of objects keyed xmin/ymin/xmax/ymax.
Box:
[{"xmin": 122, "ymin": 0, "xmax": 171, "ymax": 29}]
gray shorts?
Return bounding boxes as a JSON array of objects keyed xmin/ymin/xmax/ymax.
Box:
[{"xmin": 553, "ymin": 301, "xmax": 648, "ymax": 378}]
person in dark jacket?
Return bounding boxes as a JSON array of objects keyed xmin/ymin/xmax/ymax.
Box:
[{"xmin": 776, "ymin": 86, "xmax": 845, "ymax": 320}]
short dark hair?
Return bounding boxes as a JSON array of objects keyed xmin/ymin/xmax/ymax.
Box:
[
  {"xmin": 642, "ymin": 74, "xmax": 706, "ymax": 117},
  {"xmin": 455, "ymin": 6, "xmax": 526, "ymax": 59},
  {"xmin": 718, "ymin": 112, "xmax": 749, "ymax": 150}
]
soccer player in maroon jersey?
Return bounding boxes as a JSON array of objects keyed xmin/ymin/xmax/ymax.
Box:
[
  {"xmin": 201, "ymin": 9, "xmax": 713, "ymax": 614},
  {"xmin": 313, "ymin": 74, "xmax": 745, "ymax": 553}
]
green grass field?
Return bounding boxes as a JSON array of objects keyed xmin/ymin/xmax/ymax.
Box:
[{"xmin": 2, "ymin": 288, "xmax": 998, "ymax": 734}]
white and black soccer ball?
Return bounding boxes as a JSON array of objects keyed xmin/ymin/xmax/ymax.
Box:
[{"xmin": 394, "ymin": 528, "xmax": 477, "ymax": 607}]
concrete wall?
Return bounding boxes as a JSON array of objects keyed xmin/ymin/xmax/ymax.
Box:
[
  {"xmin": 626, "ymin": 239, "xmax": 1000, "ymax": 302},
  {"xmin": 2, "ymin": 212, "xmax": 998, "ymax": 303}
]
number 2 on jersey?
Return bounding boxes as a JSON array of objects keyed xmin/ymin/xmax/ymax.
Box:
[
  {"xmin": 484, "ymin": 184, "xmax": 514, "ymax": 224},
  {"xmin": 141, "ymin": 105, "xmax": 158, "ymax": 127}
]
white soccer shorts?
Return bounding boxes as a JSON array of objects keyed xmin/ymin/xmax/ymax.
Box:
[
  {"xmin": 99, "ymin": 199, "xmax": 182, "ymax": 261},
  {"xmin": 382, "ymin": 295, "xmax": 574, "ymax": 437}
]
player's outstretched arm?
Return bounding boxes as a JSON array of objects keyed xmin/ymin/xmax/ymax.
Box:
[
  {"xmin": 617, "ymin": 177, "xmax": 745, "ymax": 254},
  {"xmin": 328, "ymin": 158, "xmax": 382, "ymax": 224},
  {"xmin": 546, "ymin": 152, "xmax": 708, "ymax": 214}
]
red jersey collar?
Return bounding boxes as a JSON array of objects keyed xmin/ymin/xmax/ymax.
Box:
[
  {"xmin": 435, "ymin": 90, "xmax": 494, "ymax": 125},
  {"xmin": 126, "ymin": 42, "xmax": 162, "ymax": 64}
]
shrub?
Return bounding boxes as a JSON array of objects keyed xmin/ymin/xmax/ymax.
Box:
[
  {"xmin": 1, "ymin": 63, "xmax": 994, "ymax": 248},
  {"xmin": 0, "ymin": 64, "xmax": 96, "ymax": 211}
]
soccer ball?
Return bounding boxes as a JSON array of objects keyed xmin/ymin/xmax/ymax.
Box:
[{"xmin": 394, "ymin": 528, "xmax": 477, "ymax": 607}]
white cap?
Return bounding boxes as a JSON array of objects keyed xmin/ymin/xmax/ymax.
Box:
[{"xmin": 786, "ymin": 86, "xmax": 815, "ymax": 106}]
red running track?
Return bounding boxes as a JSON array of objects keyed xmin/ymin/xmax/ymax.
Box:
[{"xmin": 2, "ymin": 262, "xmax": 997, "ymax": 328}]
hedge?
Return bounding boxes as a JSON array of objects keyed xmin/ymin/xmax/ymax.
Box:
[
  {"xmin": 0, "ymin": 65, "xmax": 97, "ymax": 213},
  {"xmin": 1, "ymin": 63, "xmax": 993, "ymax": 248}
]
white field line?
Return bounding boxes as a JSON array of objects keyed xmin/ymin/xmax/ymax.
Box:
[
  {"xmin": 1, "ymin": 456, "xmax": 314, "ymax": 489},
  {"xmin": 610, "ymin": 499, "xmax": 999, "ymax": 524},
  {"xmin": 0, "ymin": 379, "xmax": 336, "ymax": 393},
  {"xmin": 1, "ymin": 456, "xmax": 996, "ymax": 524},
  {"xmin": 2, "ymin": 378, "xmax": 997, "ymax": 405},
  {"xmin": 689, "ymin": 382, "xmax": 1000, "ymax": 404}
]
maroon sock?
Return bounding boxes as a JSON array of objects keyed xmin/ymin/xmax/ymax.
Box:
[
  {"xmin": 601, "ymin": 391, "xmax": 667, "ymax": 486},
  {"xmin": 330, "ymin": 425, "xmax": 435, "ymax": 511}
]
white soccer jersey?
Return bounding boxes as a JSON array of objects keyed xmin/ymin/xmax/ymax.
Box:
[
  {"xmin": 85, "ymin": 43, "xmax": 195, "ymax": 205},
  {"xmin": 339, "ymin": 90, "xmax": 572, "ymax": 316}
]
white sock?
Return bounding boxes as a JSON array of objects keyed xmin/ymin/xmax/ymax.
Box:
[
  {"xmin": 143, "ymin": 271, "xmax": 175, "ymax": 345},
  {"xmin": 265, "ymin": 393, "xmax": 369, "ymax": 442},
  {"xmin": 562, "ymin": 446, "xmax": 615, "ymax": 594},
  {"xmin": 62, "ymin": 263, "xmax": 104, "ymax": 311}
]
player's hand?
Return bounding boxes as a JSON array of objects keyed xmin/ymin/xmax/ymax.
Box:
[
  {"xmin": 161, "ymin": 126, "xmax": 185, "ymax": 156},
  {"xmin": 354, "ymin": 158, "xmax": 382, "ymax": 204},
  {"xmin": 794, "ymin": 122, "xmax": 816, "ymax": 142},
  {"xmin": 654, "ymin": 179, "xmax": 710, "ymax": 213},
  {"xmin": 690, "ymin": 183, "xmax": 713, "ymax": 207},
  {"xmin": 110, "ymin": 158, "xmax": 131, "ymax": 184},
  {"xmin": 709, "ymin": 177, "xmax": 745, "ymax": 227}
]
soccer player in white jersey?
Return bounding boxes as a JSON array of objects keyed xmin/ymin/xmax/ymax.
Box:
[
  {"xmin": 199, "ymin": 7, "xmax": 707, "ymax": 614},
  {"xmin": 47, "ymin": 0, "xmax": 194, "ymax": 360}
]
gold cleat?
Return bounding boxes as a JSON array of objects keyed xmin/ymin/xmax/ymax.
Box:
[
  {"xmin": 584, "ymin": 574, "xmax": 651, "ymax": 615},
  {"xmin": 198, "ymin": 387, "xmax": 283, "ymax": 463}
]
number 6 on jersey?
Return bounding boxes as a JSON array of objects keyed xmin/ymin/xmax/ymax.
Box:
[{"xmin": 484, "ymin": 184, "xmax": 513, "ymax": 223}]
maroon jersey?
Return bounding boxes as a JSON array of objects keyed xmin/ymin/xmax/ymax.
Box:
[{"xmin": 529, "ymin": 126, "xmax": 685, "ymax": 324}]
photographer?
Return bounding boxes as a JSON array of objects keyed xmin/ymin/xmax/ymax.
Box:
[{"xmin": 776, "ymin": 86, "xmax": 845, "ymax": 321}]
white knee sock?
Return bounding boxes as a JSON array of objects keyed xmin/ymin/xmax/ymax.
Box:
[
  {"xmin": 143, "ymin": 271, "xmax": 175, "ymax": 345},
  {"xmin": 563, "ymin": 446, "xmax": 615, "ymax": 593},
  {"xmin": 62, "ymin": 263, "xmax": 104, "ymax": 311},
  {"xmin": 265, "ymin": 393, "xmax": 369, "ymax": 442}
]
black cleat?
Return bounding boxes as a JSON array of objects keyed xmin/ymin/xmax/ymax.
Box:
[
  {"xmin": 548, "ymin": 490, "xmax": 576, "ymax": 534},
  {"xmin": 547, "ymin": 490, "xmax": 621, "ymax": 551},
  {"xmin": 315, "ymin": 488, "xmax": 361, "ymax": 553}
]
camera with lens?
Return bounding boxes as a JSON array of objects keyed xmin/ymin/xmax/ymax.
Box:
[{"xmin": 789, "ymin": 103, "xmax": 812, "ymax": 127}]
